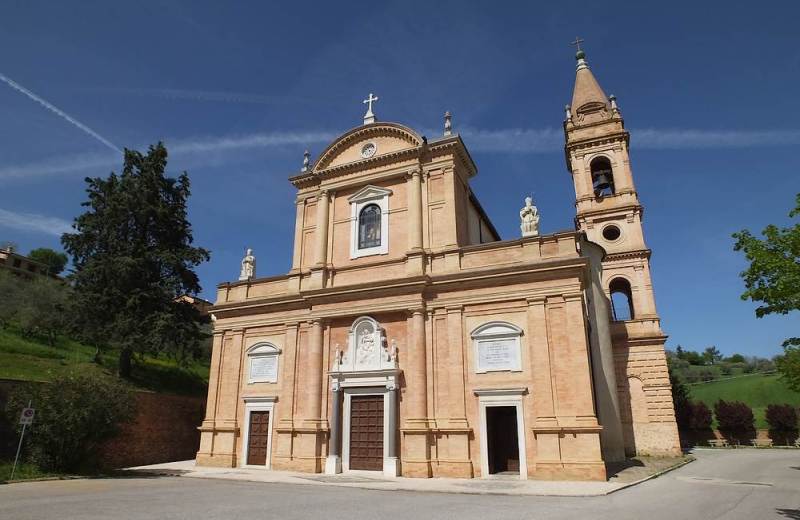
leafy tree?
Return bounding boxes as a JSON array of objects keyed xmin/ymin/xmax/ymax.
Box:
[
  {"xmin": 726, "ymin": 353, "xmax": 746, "ymax": 363},
  {"xmin": 0, "ymin": 270, "xmax": 21, "ymax": 327},
  {"xmin": 16, "ymin": 277, "xmax": 71, "ymax": 346},
  {"xmin": 5, "ymin": 374, "xmax": 135, "ymax": 472},
  {"xmin": 684, "ymin": 350, "xmax": 704, "ymax": 366},
  {"xmin": 714, "ymin": 400, "xmax": 755, "ymax": 433},
  {"xmin": 28, "ymin": 248, "xmax": 68, "ymax": 276},
  {"xmin": 62, "ymin": 143, "xmax": 210, "ymax": 377},
  {"xmin": 703, "ymin": 346, "xmax": 722, "ymax": 365},
  {"xmin": 733, "ymin": 193, "xmax": 800, "ymax": 390},
  {"xmin": 765, "ymin": 404, "xmax": 798, "ymax": 432},
  {"xmin": 675, "ymin": 345, "xmax": 685, "ymax": 359}
]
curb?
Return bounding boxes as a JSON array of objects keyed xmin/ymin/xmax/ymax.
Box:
[{"xmin": 606, "ymin": 456, "xmax": 695, "ymax": 495}]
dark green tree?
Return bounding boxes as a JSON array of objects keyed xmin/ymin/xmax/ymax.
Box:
[
  {"xmin": 62, "ymin": 143, "xmax": 210, "ymax": 378},
  {"xmin": 28, "ymin": 247, "xmax": 68, "ymax": 275},
  {"xmin": 733, "ymin": 193, "xmax": 800, "ymax": 391},
  {"xmin": 702, "ymin": 346, "xmax": 722, "ymax": 365}
]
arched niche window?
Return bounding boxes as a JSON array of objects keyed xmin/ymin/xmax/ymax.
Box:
[
  {"xmin": 358, "ymin": 204, "xmax": 381, "ymax": 249},
  {"xmin": 609, "ymin": 278, "xmax": 634, "ymax": 321},
  {"xmin": 247, "ymin": 343, "xmax": 281, "ymax": 383},
  {"xmin": 348, "ymin": 185, "xmax": 391, "ymax": 258},
  {"xmin": 471, "ymin": 321, "xmax": 523, "ymax": 373},
  {"xmin": 590, "ymin": 156, "xmax": 615, "ymax": 197}
]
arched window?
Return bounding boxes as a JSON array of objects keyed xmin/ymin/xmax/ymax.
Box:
[
  {"xmin": 358, "ymin": 204, "xmax": 381, "ymax": 249},
  {"xmin": 609, "ymin": 278, "xmax": 634, "ymax": 321},
  {"xmin": 590, "ymin": 157, "xmax": 615, "ymax": 197}
]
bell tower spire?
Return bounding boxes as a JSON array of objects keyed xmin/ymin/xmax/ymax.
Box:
[{"xmin": 564, "ymin": 47, "xmax": 680, "ymax": 458}]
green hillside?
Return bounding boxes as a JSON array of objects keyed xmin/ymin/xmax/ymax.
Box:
[
  {"xmin": 0, "ymin": 327, "xmax": 209, "ymax": 396},
  {"xmin": 688, "ymin": 373, "xmax": 800, "ymax": 429}
]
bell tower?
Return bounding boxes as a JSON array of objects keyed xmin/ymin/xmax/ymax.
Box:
[
  {"xmin": 564, "ymin": 46, "xmax": 655, "ymax": 322},
  {"xmin": 564, "ymin": 46, "xmax": 681, "ymax": 456}
]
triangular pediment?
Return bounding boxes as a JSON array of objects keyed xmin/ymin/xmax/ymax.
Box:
[{"xmin": 347, "ymin": 184, "xmax": 393, "ymax": 203}]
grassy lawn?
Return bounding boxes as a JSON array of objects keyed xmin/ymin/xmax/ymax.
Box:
[
  {"xmin": 0, "ymin": 460, "xmax": 63, "ymax": 483},
  {"xmin": 688, "ymin": 373, "xmax": 800, "ymax": 429},
  {"xmin": 0, "ymin": 327, "xmax": 209, "ymax": 396}
]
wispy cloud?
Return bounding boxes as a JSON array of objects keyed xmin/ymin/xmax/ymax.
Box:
[
  {"xmin": 4, "ymin": 127, "xmax": 799, "ymax": 182},
  {"xmin": 0, "ymin": 72, "xmax": 122, "ymax": 153},
  {"xmin": 459, "ymin": 127, "xmax": 562, "ymax": 153},
  {"xmin": 459, "ymin": 127, "xmax": 800, "ymax": 153},
  {"xmin": 0, "ymin": 208, "xmax": 72, "ymax": 237},
  {"xmin": 0, "ymin": 131, "xmax": 336, "ymax": 181},
  {"xmin": 633, "ymin": 129, "xmax": 800, "ymax": 150},
  {"xmin": 93, "ymin": 87, "xmax": 307, "ymax": 106}
]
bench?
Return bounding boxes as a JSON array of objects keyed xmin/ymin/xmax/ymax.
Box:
[
  {"xmin": 750, "ymin": 439, "xmax": 773, "ymax": 448},
  {"xmin": 707, "ymin": 439, "xmax": 729, "ymax": 448}
]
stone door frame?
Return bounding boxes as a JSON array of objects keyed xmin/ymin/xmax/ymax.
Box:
[
  {"xmin": 241, "ymin": 397, "xmax": 277, "ymax": 469},
  {"xmin": 342, "ymin": 386, "xmax": 394, "ymax": 475},
  {"xmin": 475, "ymin": 388, "xmax": 528, "ymax": 480}
]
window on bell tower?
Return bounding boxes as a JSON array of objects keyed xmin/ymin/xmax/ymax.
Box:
[
  {"xmin": 590, "ymin": 157, "xmax": 615, "ymax": 197},
  {"xmin": 609, "ymin": 278, "xmax": 634, "ymax": 321},
  {"xmin": 358, "ymin": 204, "xmax": 382, "ymax": 249}
]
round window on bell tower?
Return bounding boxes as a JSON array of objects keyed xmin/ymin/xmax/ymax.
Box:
[{"xmin": 602, "ymin": 225, "xmax": 621, "ymax": 242}]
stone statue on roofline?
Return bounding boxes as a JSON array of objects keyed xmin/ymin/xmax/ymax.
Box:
[
  {"xmin": 239, "ymin": 248, "xmax": 256, "ymax": 280},
  {"xmin": 520, "ymin": 196, "xmax": 540, "ymax": 237}
]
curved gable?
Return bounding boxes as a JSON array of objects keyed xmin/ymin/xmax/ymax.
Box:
[{"xmin": 314, "ymin": 122, "xmax": 422, "ymax": 172}]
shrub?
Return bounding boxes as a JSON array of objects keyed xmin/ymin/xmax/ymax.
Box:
[
  {"xmin": 677, "ymin": 401, "xmax": 712, "ymax": 430},
  {"xmin": 5, "ymin": 374, "xmax": 136, "ymax": 472},
  {"xmin": 765, "ymin": 404, "xmax": 799, "ymax": 431},
  {"xmin": 714, "ymin": 400, "xmax": 755, "ymax": 432},
  {"xmin": 699, "ymin": 368, "xmax": 715, "ymax": 382}
]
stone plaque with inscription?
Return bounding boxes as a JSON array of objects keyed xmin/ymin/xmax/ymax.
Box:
[
  {"xmin": 250, "ymin": 356, "xmax": 278, "ymax": 382},
  {"xmin": 476, "ymin": 338, "xmax": 520, "ymax": 372}
]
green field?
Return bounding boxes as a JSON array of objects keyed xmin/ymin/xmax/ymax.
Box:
[
  {"xmin": 688, "ymin": 373, "xmax": 800, "ymax": 429},
  {"xmin": 0, "ymin": 327, "xmax": 209, "ymax": 396}
]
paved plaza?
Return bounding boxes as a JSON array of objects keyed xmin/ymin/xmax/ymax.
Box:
[{"xmin": 1, "ymin": 449, "xmax": 798, "ymax": 520}]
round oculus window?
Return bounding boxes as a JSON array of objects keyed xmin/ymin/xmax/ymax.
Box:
[
  {"xmin": 602, "ymin": 225, "xmax": 622, "ymax": 242},
  {"xmin": 360, "ymin": 142, "xmax": 377, "ymax": 158}
]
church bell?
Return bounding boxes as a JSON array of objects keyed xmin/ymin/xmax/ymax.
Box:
[{"xmin": 592, "ymin": 171, "xmax": 613, "ymax": 194}]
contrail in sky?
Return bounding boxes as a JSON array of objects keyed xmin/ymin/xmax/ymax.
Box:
[{"xmin": 0, "ymin": 72, "xmax": 122, "ymax": 153}]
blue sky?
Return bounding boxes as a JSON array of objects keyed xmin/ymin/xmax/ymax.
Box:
[{"xmin": 1, "ymin": 1, "xmax": 798, "ymax": 357}]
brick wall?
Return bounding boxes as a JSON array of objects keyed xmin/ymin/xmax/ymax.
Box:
[
  {"xmin": 97, "ymin": 392, "xmax": 205, "ymax": 468},
  {"xmin": 0, "ymin": 379, "xmax": 205, "ymax": 468}
]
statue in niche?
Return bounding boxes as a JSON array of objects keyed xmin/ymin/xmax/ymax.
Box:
[
  {"xmin": 239, "ymin": 248, "xmax": 256, "ymax": 280},
  {"xmin": 519, "ymin": 196, "xmax": 540, "ymax": 237}
]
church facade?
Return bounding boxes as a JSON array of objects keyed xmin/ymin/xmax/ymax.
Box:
[{"xmin": 196, "ymin": 50, "xmax": 681, "ymax": 481}]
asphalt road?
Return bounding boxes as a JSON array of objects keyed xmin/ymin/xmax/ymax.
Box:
[{"xmin": 1, "ymin": 449, "xmax": 798, "ymax": 520}]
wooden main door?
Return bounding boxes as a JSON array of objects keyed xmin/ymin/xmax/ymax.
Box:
[
  {"xmin": 246, "ymin": 410, "xmax": 270, "ymax": 466},
  {"xmin": 349, "ymin": 395, "xmax": 384, "ymax": 471}
]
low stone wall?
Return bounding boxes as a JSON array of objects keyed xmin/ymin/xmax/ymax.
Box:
[
  {"xmin": 680, "ymin": 429, "xmax": 799, "ymax": 447},
  {"xmin": 0, "ymin": 378, "xmax": 205, "ymax": 468}
]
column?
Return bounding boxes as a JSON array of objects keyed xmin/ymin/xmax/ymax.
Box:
[
  {"xmin": 325, "ymin": 383, "xmax": 342, "ymax": 474},
  {"xmin": 407, "ymin": 169, "xmax": 423, "ymax": 251},
  {"xmin": 291, "ymin": 199, "xmax": 305, "ymax": 270},
  {"xmin": 304, "ymin": 319, "xmax": 324, "ymax": 424},
  {"xmin": 409, "ymin": 309, "xmax": 428, "ymax": 419},
  {"xmin": 527, "ymin": 297, "xmax": 556, "ymax": 425},
  {"xmin": 384, "ymin": 383, "xmax": 399, "ymax": 477},
  {"xmin": 314, "ymin": 190, "xmax": 330, "ymax": 267}
]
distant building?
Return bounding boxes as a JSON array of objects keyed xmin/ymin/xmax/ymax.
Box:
[
  {"xmin": 176, "ymin": 294, "xmax": 214, "ymax": 316},
  {"xmin": 0, "ymin": 246, "xmax": 50, "ymax": 278}
]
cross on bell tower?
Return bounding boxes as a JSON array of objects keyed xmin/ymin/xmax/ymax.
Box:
[{"xmin": 363, "ymin": 93, "xmax": 379, "ymax": 124}]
